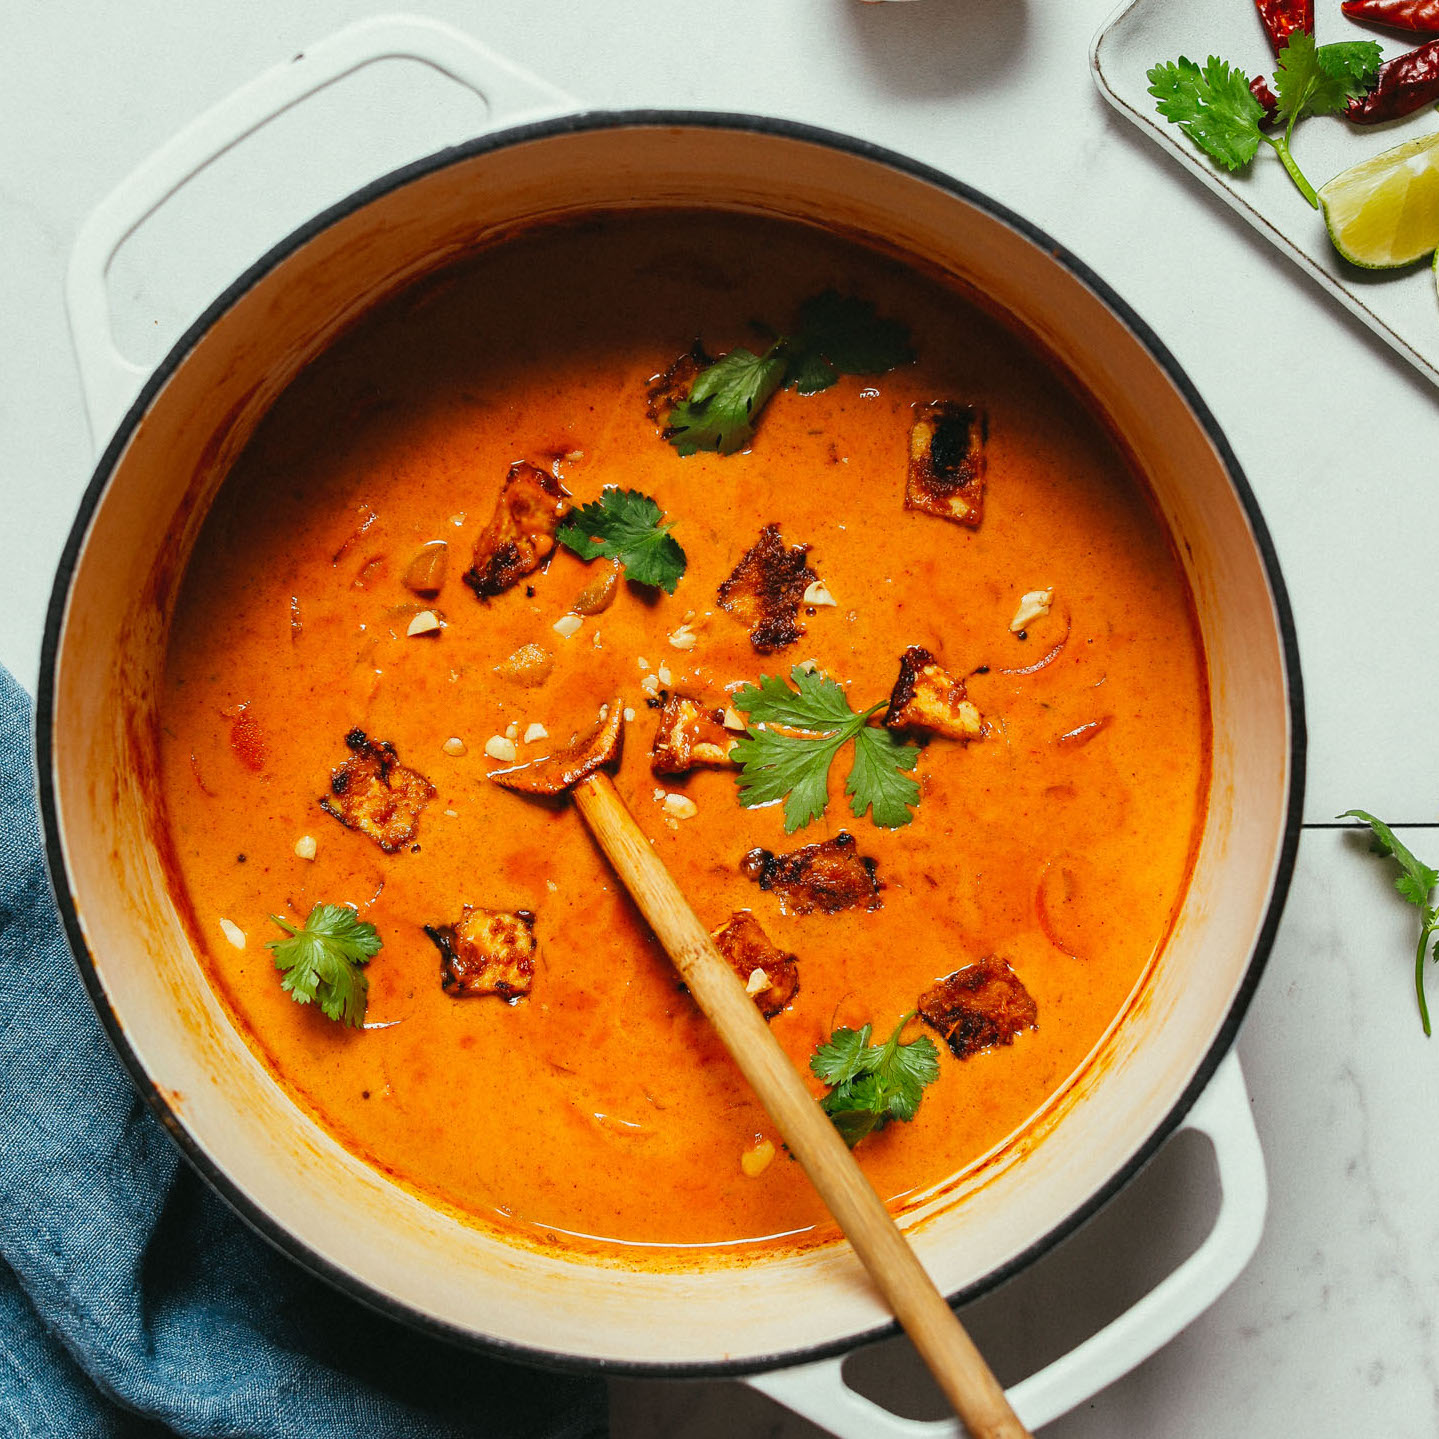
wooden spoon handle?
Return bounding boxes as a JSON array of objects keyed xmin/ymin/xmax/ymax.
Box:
[{"xmin": 573, "ymin": 772, "xmax": 1031, "ymax": 1439}]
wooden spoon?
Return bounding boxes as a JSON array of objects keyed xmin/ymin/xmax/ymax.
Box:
[{"xmin": 491, "ymin": 707, "xmax": 1031, "ymax": 1439}]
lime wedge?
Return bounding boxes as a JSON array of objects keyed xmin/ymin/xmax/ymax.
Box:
[{"xmin": 1318, "ymin": 131, "xmax": 1439, "ymax": 270}]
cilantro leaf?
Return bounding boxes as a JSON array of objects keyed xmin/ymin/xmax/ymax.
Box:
[
  {"xmin": 731, "ymin": 725, "xmax": 848, "ymax": 832},
  {"xmin": 730, "ymin": 666, "xmax": 922, "ymax": 833},
  {"xmin": 810, "ymin": 1023, "xmax": 875, "ymax": 1087},
  {"xmin": 1340, "ymin": 810, "xmax": 1439, "ymax": 1036},
  {"xmin": 1147, "ymin": 56, "xmax": 1265, "ymax": 173},
  {"xmin": 662, "ymin": 293, "xmax": 911, "ymax": 453},
  {"xmin": 663, "ymin": 347, "xmax": 787, "ymax": 456},
  {"xmin": 784, "ymin": 291, "xmax": 915, "ymax": 396},
  {"xmin": 1148, "ymin": 35, "xmax": 1382, "ymax": 209},
  {"xmin": 732, "ymin": 667, "xmax": 857, "ymax": 730},
  {"xmin": 266, "ymin": 903, "xmax": 381, "ymax": 1028},
  {"xmin": 809, "ymin": 1012, "xmax": 941, "ymax": 1147},
  {"xmin": 847, "ymin": 725, "xmax": 922, "ymax": 829},
  {"xmin": 1275, "ymin": 33, "xmax": 1381, "ymax": 123},
  {"xmin": 554, "ymin": 487, "xmax": 687, "ymax": 593}
]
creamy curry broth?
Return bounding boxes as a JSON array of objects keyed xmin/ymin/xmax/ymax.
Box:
[{"xmin": 158, "ymin": 211, "xmax": 1209, "ymax": 1256}]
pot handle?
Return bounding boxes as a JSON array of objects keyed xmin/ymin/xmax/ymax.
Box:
[
  {"xmin": 745, "ymin": 1050, "xmax": 1267, "ymax": 1437},
  {"xmin": 65, "ymin": 13, "xmax": 576, "ymax": 450}
]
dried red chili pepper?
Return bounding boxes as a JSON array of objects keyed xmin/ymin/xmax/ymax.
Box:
[
  {"xmin": 1340, "ymin": 0, "xmax": 1439, "ymax": 34},
  {"xmin": 1255, "ymin": 0, "xmax": 1314, "ymax": 55},
  {"xmin": 1250, "ymin": 72, "xmax": 1280, "ymax": 123},
  {"xmin": 1346, "ymin": 37, "xmax": 1439, "ymax": 121}
]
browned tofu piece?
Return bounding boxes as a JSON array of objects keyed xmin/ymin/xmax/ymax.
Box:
[
  {"xmin": 883, "ymin": 646, "xmax": 982, "ymax": 741},
  {"xmin": 905, "ymin": 401, "xmax": 987, "ymax": 528},
  {"xmin": 711, "ymin": 911, "xmax": 799, "ymax": 1018},
  {"xmin": 319, "ymin": 729, "xmax": 434, "ymax": 853},
  {"xmin": 424, "ymin": 907, "xmax": 537, "ymax": 1000},
  {"xmin": 717, "ymin": 524, "xmax": 818, "ymax": 653},
  {"xmin": 645, "ymin": 342, "xmax": 711, "ymax": 424},
  {"xmin": 918, "ymin": 957, "xmax": 1037, "ymax": 1059},
  {"xmin": 740, "ymin": 832, "xmax": 881, "ymax": 915},
  {"xmin": 463, "ymin": 461, "xmax": 570, "ymax": 599},
  {"xmin": 652, "ymin": 695, "xmax": 738, "ymax": 775}
]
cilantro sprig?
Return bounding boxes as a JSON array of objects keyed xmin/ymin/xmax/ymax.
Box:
[
  {"xmin": 266, "ymin": 903, "xmax": 381, "ymax": 1028},
  {"xmin": 810, "ymin": 1012, "xmax": 941, "ymax": 1147},
  {"xmin": 1148, "ymin": 33, "xmax": 1382, "ymax": 208},
  {"xmin": 664, "ymin": 291, "xmax": 913, "ymax": 457},
  {"xmin": 1341, "ymin": 810, "xmax": 1439, "ymax": 1035},
  {"xmin": 730, "ymin": 666, "xmax": 921, "ymax": 833},
  {"xmin": 555, "ymin": 487, "xmax": 687, "ymax": 594}
]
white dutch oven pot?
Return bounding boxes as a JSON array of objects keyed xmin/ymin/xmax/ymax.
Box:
[{"xmin": 38, "ymin": 17, "xmax": 1304, "ymax": 1437}]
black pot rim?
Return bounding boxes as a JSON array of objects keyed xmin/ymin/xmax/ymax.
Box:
[{"xmin": 35, "ymin": 107, "xmax": 1307, "ymax": 1382}]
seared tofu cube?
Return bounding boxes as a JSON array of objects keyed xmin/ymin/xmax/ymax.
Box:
[
  {"xmin": 652, "ymin": 695, "xmax": 738, "ymax": 775},
  {"xmin": 717, "ymin": 524, "xmax": 817, "ymax": 653},
  {"xmin": 463, "ymin": 461, "xmax": 570, "ymax": 599},
  {"xmin": 905, "ymin": 401, "xmax": 987, "ymax": 528},
  {"xmin": 711, "ymin": 910, "xmax": 799, "ymax": 1018},
  {"xmin": 319, "ymin": 729, "xmax": 434, "ymax": 853},
  {"xmin": 740, "ymin": 832, "xmax": 881, "ymax": 915},
  {"xmin": 918, "ymin": 957, "xmax": 1037, "ymax": 1059},
  {"xmin": 425, "ymin": 907, "xmax": 537, "ymax": 1000},
  {"xmin": 883, "ymin": 647, "xmax": 982, "ymax": 741}
]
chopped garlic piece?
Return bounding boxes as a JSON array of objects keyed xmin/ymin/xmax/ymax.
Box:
[
  {"xmin": 741, "ymin": 1138, "xmax": 776, "ymax": 1178},
  {"xmin": 523, "ymin": 722, "xmax": 548, "ymax": 744},
  {"xmin": 505, "ymin": 721, "xmax": 520, "ymax": 741},
  {"xmin": 745, "ymin": 967, "xmax": 772, "ymax": 996},
  {"xmin": 641, "ymin": 673, "xmax": 660, "ymax": 697},
  {"xmin": 406, "ymin": 609, "xmax": 443, "ymax": 637},
  {"xmin": 662, "ymin": 793, "xmax": 698, "ymax": 820},
  {"xmin": 653, "ymin": 787, "xmax": 666, "ymax": 803},
  {"xmin": 623, "ymin": 707, "xmax": 636, "ymax": 722},
  {"xmin": 657, "ymin": 663, "xmax": 673, "ymax": 686},
  {"xmin": 545, "ymin": 879, "xmax": 559, "ymax": 894},
  {"xmin": 552, "ymin": 613, "xmax": 583, "ymax": 638},
  {"xmin": 637, "ymin": 656, "xmax": 650, "ymax": 671},
  {"xmin": 484, "ymin": 736, "xmax": 518, "ymax": 762},
  {"xmin": 444, "ymin": 809, "xmax": 458, "ymax": 817},
  {"xmin": 802, "ymin": 579, "xmax": 837, "ymax": 607},
  {"xmin": 219, "ymin": 918, "xmax": 246, "ymax": 950},
  {"xmin": 442, "ymin": 736, "xmax": 467, "ymax": 757},
  {"xmin": 293, "ymin": 835, "xmax": 317, "ymax": 861},
  {"xmin": 796, "ymin": 658, "xmax": 819, "ymax": 674},
  {"xmin": 668, "ymin": 624, "xmax": 697, "ymax": 650},
  {"xmin": 1010, "ymin": 588, "xmax": 1055, "ymax": 633}
]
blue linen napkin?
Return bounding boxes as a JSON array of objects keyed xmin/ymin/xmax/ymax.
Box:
[{"xmin": 0, "ymin": 663, "xmax": 607, "ymax": 1439}]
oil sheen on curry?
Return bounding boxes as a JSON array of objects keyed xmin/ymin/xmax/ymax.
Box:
[{"xmin": 158, "ymin": 212, "xmax": 1210, "ymax": 1259}]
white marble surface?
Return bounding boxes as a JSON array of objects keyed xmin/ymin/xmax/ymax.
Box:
[{"xmin": 4, "ymin": 1, "xmax": 1438, "ymax": 1434}]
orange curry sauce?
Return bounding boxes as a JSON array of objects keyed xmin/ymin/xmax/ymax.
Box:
[{"xmin": 158, "ymin": 212, "xmax": 1210, "ymax": 1259}]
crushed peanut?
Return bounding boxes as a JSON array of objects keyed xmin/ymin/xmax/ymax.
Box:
[
  {"xmin": 552, "ymin": 614, "xmax": 583, "ymax": 639},
  {"xmin": 219, "ymin": 918, "xmax": 246, "ymax": 950},
  {"xmin": 293, "ymin": 835, "xmax": 317, "ymax": 861},
  {"xmin": 405, "ymin": 609, "xmax": 444, "ymax": 637},
  {"xmin": 484, "ymin": 736, "xmax": 518, "ymax": 762},
  {"xmin": 505, "ymin": 721, "xmax": 521, "ymax": 741},
  {"xmin": 721, "ymin": 707, "xmax": 746, "ymax": 732},
  {"xmin": 668, "ymin": 624, "xmax": 697, "ymax": 650},
  {"xmin": 641, "ymin": 673, "xmax": 660, "ymax": 697},
  {"xmin": 740, "ymin": 1138, "xmax": 776, "ymax": 1178},
  {"xmin": 637, "ymin": 656, "xmax": 651, "ymax": 671},
  {"xmin": 802, "ymin": 579, "xmax": 837, "ymax": 607},
  {"xmin": 545, "ymin": 879, "xmax": 559, "ymax": 894},
  {"xmin": 1010, "ymin": 588, "xmax": 1054, "ymax": 633},
  {"xmin": 442, "ymin": 737, "xmax": 468, "ymax": 757},
  {"xmin": 662, "ymin": 793, "xmax": 698, "ymax": 820},
  {"xmin": 623, "ymin": 707, "xmax": 636, "ymax": 722},
  {"xmin": 523, "ymin": 723, "xmax": 548, "ymax": 743},
  {"xmin": 657, "ymin": 663, "xmax": 673, "ymax": 686}
]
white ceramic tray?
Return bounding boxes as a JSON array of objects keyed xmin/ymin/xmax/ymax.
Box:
[{"xmin": 1092, "ymin": 0, "xmax": 1439, "ymax": 389}]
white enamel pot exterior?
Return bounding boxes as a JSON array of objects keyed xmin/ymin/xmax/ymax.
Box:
[{"xmin": 37, "ymin": 22, "xmax": 1304, "ymax": 1408}]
